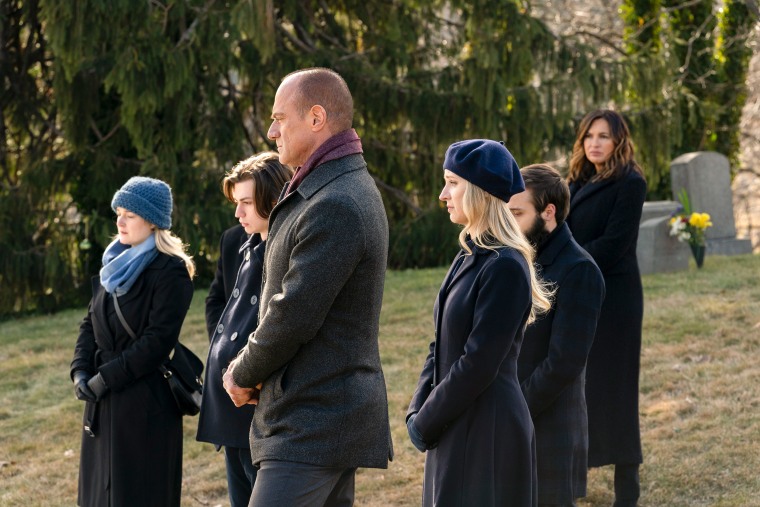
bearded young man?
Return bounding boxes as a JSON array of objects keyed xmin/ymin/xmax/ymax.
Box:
[{"xmin": 508, "ymin": 164, "xmax": 606, "ymax": 507}]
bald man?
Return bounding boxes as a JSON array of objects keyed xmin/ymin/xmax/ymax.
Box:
[{"xmin": 223, "ymin": 68, "xmax": 392, "ymax": 506}]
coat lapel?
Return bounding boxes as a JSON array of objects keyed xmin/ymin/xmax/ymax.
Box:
[
  {"xmin": 536, "ymin": 223, "xmax": 572, "ymax": 267},
  {"xmin": 570, "ymin": 178, "xmax": 615, "ymax": 210}
]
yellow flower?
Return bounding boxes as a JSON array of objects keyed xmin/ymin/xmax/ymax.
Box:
[{"xmin": 689, "ymin": 212, "xmax": 712, "ymax": 230}]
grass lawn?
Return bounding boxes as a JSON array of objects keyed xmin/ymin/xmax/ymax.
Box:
[{"xmin": 1, "ymin": 253, "xmax": 759, "ymax": 506}]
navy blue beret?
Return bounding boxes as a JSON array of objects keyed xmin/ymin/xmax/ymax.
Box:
[{"xmin": 443, "ymin": 139, "xmax": 524, "ymax": 202}]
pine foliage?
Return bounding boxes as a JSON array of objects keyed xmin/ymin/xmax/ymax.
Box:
[{"xmin": 1, "ymin": 0, "xmax": 757, "ymax": 315}]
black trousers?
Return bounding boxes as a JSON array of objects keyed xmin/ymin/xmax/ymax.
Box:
[{"xmin": 224, "ymin": 446, "xmax": 258, "ymax": 507}]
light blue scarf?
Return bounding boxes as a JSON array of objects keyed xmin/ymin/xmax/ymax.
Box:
[{"xmin": 100, "ymin": 235, "xmax": 158, "ymax": 295}]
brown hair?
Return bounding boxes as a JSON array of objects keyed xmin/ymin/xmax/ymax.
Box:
[
  {"xmin": 520, "ymin": 164, "xmax": 571, "ymax": 225},
  {"xmin": 567, "ymin": 109, "xmax": 644, "ymax": 184},
  {"xmin": 222, "ymin": 152, "xmax": 293, "ymax": 219},
  {"xmin": 285, "ymin": 67, "xmax": 354, "ymax": 133}
]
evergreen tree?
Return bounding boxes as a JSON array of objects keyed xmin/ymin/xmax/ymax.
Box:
[{"xmin": 1, "ymin": 0, "xmax": 756, "ymax": 315}]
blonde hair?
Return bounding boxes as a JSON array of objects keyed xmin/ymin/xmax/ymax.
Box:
[
  {"xmin": 459, "ymin": 181, "xmax": 553, "ymax": 325},
  {"xmin": 154, "ymin": 229, "xmax": 195, "ymax": 278}
]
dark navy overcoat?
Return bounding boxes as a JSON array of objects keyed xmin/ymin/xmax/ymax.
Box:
[
  {"xmin": 408, "ymin": 243, "xmax": 537, "ymax": 507},
  {"xmin": 197, "ymin": 231, "xmax": 263, "ymax": 449},
  {"xmin": 518, "ymin": 223, "xmax": 605, "ymax": 503},
  {"xmin": 566, "ymin": 171, "xmax": 647, "ymax": 467}
]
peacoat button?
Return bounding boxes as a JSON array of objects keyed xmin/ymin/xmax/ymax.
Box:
[
  {"xmin": 230, "ymin": 332, "xmax": 238, "ymax": 341},
  {"xmin": 250, "ymin": 295, "xmax": 258, "ymax": 305},
  {"xmin": 216, "ymin": 323, "xmax": 224, "ymax": 334},
  {"xmin": 232, "ymin": 288, "xmax": 240, "ymax": 298}
]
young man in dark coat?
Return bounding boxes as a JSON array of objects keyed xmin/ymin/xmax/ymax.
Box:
[
  {"xmin": 197, "ymin": 153, "xmax": 292, "ymax": 507},
  {"xmin": 508, "ymin": 164, "xmax": 606, "ymax": 507},
  {"xmin": 222, "ymin": 68, "xmax": 392, "ymax": 506}
]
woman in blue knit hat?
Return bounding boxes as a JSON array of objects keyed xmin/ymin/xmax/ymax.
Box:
[
  {"xmin": 70, "ymin": 176, "xmax": 195, "ymax": 507},
  {"xmin": 407, "ymin": 139, "xmax": 553, "ymax": 506}
]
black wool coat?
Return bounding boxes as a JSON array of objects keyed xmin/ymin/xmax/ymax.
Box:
[
  {"xmin": 70, "ymin": 253, "xmax": 194, "ymax": 507},
  {"xmin": 197, "ymin": 232, "xmax": 263, "ymax": 449},
  {"xmin": 408, "ymin": 244, "xmax": 537, "ymax": 507},
  {"xmin": 566, "ymin": 170, "xmax": 647, "ymax": 467},
  {"xmin": 518, "ymin": 223, "xmax": 605, "ymax": 504}
]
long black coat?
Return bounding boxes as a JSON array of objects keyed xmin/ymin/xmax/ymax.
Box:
[
  {"xmin": 197, "ymin": 231, "xmax": 262, "ymax": 449},
  {"xmin": 566, "ymin": 171, "xmax": 647, "ymax": 467},
  {"xmin": 408, "ymin": 244, "xmax": 537, "ymax": 507},
  {"xmin": 517, "ymin": 223, "xmax": 605, "ymax": 503},
  {"xmin": 70, "ymin": 253, "xmax": 193, "ymax": 507}
]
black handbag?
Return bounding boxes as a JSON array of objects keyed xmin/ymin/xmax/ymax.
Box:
[{"xmin": 113, "ymin": 294, "xmax": 203, "ymax": 416}]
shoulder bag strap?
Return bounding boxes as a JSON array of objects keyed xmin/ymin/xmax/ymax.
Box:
[
  {"xmin": 112, "ymin": 294, "xmax": 137, "ymax": 340},
  {"xmin": 112, "ymin": 293, "xmax": 173, "ymax": 377}
]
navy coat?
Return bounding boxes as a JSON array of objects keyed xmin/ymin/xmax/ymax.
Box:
[
  {"xmin": 204, "ymin": 225, "xmax": 249, "ymax": 338},
  {"xmin": 408, "ymin": 243, "xmax": 537, "ymax": 507},
  {"xmin": 518, "ymin": 223, "xmax": 605, "ymax": 503},
  {"xmin": 70, "ymin": 253, "xmax": 193, "ymax": 507},
  {"xmin": 197, "ymin": 232, "xmax": 263, "ymax": 449},
  {"xmin": 566, "ymin": 171, "xmax": 647, "ymax": 467}
]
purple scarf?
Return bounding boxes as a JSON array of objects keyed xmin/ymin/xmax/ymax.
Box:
[{"xmin": 287, "ymin": 128, "xmax": 363, "ymax": 195}]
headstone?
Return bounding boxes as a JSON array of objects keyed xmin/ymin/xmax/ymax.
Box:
[
  {"xmin": 670, "ymin": 152, "xmax": 753, "ymax": 255},
  {"xmin": 636, "ymin": 202, "xmax": 690, "ymax": 275},
  {"xmin": 640, "ymin": 200, "xmax": 680, "ymax": 224}
]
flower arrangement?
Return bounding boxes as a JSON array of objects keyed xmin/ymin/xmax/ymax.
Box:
[{"xmin": 669, "ymin": 189, "xmax": 713, "ymax": 267}]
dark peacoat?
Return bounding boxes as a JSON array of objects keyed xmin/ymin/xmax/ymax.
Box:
[
  {"xmin": 70, "ymin": 253, "xmax": 194, "ymax": 507},
  {"xmin": 566, "ymin": 170, "xmax": 647, "ymax": 467},
  {"xmin": 231, "ymin": 153, "xmax": 392, "ymax": 469},
  {"xmin": 204, "ymin": 225, "xmax": 249, "ymax": 338},
  {"xmin": 197, "ymin": 232, "xmax": 263, "ymax": 449},
  {"xmin": 517, "ymin": 223, "xmax": 605, "ymax": 504},
  {"xmin": 408, "ymin": 243, "xmax": 537, "ymax": 507}
]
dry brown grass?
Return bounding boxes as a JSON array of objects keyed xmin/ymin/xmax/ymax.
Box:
[{"xmin": 1, "ymin": 254, "xmax": 759, "ymax": 506}]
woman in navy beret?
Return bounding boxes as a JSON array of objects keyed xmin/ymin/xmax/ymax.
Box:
[
  {"xmin": 407, "ymin": 139, "xmax": 553, "ymax": 506},
  {"xmin": 70, "ymin": 176, "xmax": 195, "ymax": 507},
  {"xmin": 566, "ymin": 110, "xmax": 647, "ymax": 506}
]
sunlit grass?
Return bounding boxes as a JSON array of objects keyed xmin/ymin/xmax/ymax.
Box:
[{"xmin": 1, "ymin": 254, "xmax": 759, "ymax": 506}]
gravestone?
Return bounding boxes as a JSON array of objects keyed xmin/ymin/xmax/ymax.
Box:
[
  {"xmin": 637, "ymin": 202, "xmax": 689, "ymax": 274},
  {"xmin": 670, "ymin": 152, "xmax": 753, "ymax": 256}
]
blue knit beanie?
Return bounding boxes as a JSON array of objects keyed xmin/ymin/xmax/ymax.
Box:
[
  {"xmin": 111, "ymin": 176, "xmax": 173, "ymax": 230},
  {"xmin": 443, "ymin": 139, "xmax": 524, "ymax": 202}
]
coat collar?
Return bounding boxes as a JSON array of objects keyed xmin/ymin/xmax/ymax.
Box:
[
  {"xmin": 569, "ymin": 176, "xmax": 616, "ymax": 209},
  {"xmin": 536, "ymin": 222, "xmax": 572, "ymax": 267},
  {"xmin": 443, "ymin": 241, "xmax": 495, "ymax": 294},
  {"xmin": 269, "ymin": 153, "xmax": 366, "ymax": 222}
]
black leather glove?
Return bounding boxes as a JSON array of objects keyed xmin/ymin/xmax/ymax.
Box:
[
  {"xmin": 86, "ymin": 373, "xmax": 109, "ymax": 402},
  {"xmin": 73, "ymin": 370, "xmax": 96, "ymax": 402},
  {"xmin": 407, "ymin": 413, "xmax": 428, "ymax": 453}
]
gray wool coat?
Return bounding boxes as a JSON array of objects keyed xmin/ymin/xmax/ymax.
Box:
[{"xmin": 232, "ymin": 153, "xmax": 393, "ymax": 469}]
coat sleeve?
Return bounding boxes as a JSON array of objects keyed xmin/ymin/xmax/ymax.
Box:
[
  {"xmin": 520, "ymin": 261, "xmax": 605, "ymax": 417},
  {"xmin": 98, "ymin": 261, "xmax": 194, "ymax": 391},
  {"xmin": 232, "ymin": 196, "xmax": 367, "ymax": 388},
  {"xmin": 579, "ymin": 175, "xmax": 647, "ymax": 272},
  {"xmin": 407, "ymin": 339, "xmax": 436, "ymax": 420},
  {"xmin": 412, "ymin": 255, "xmax": 531, "ymax": 444},
  {"xmin": 205, "ymin": 231, "xmax": 230, "ymax": 340},
  {"xmin": 70, "ymin": 300, "xmax": 98, "ymax": 379}
]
